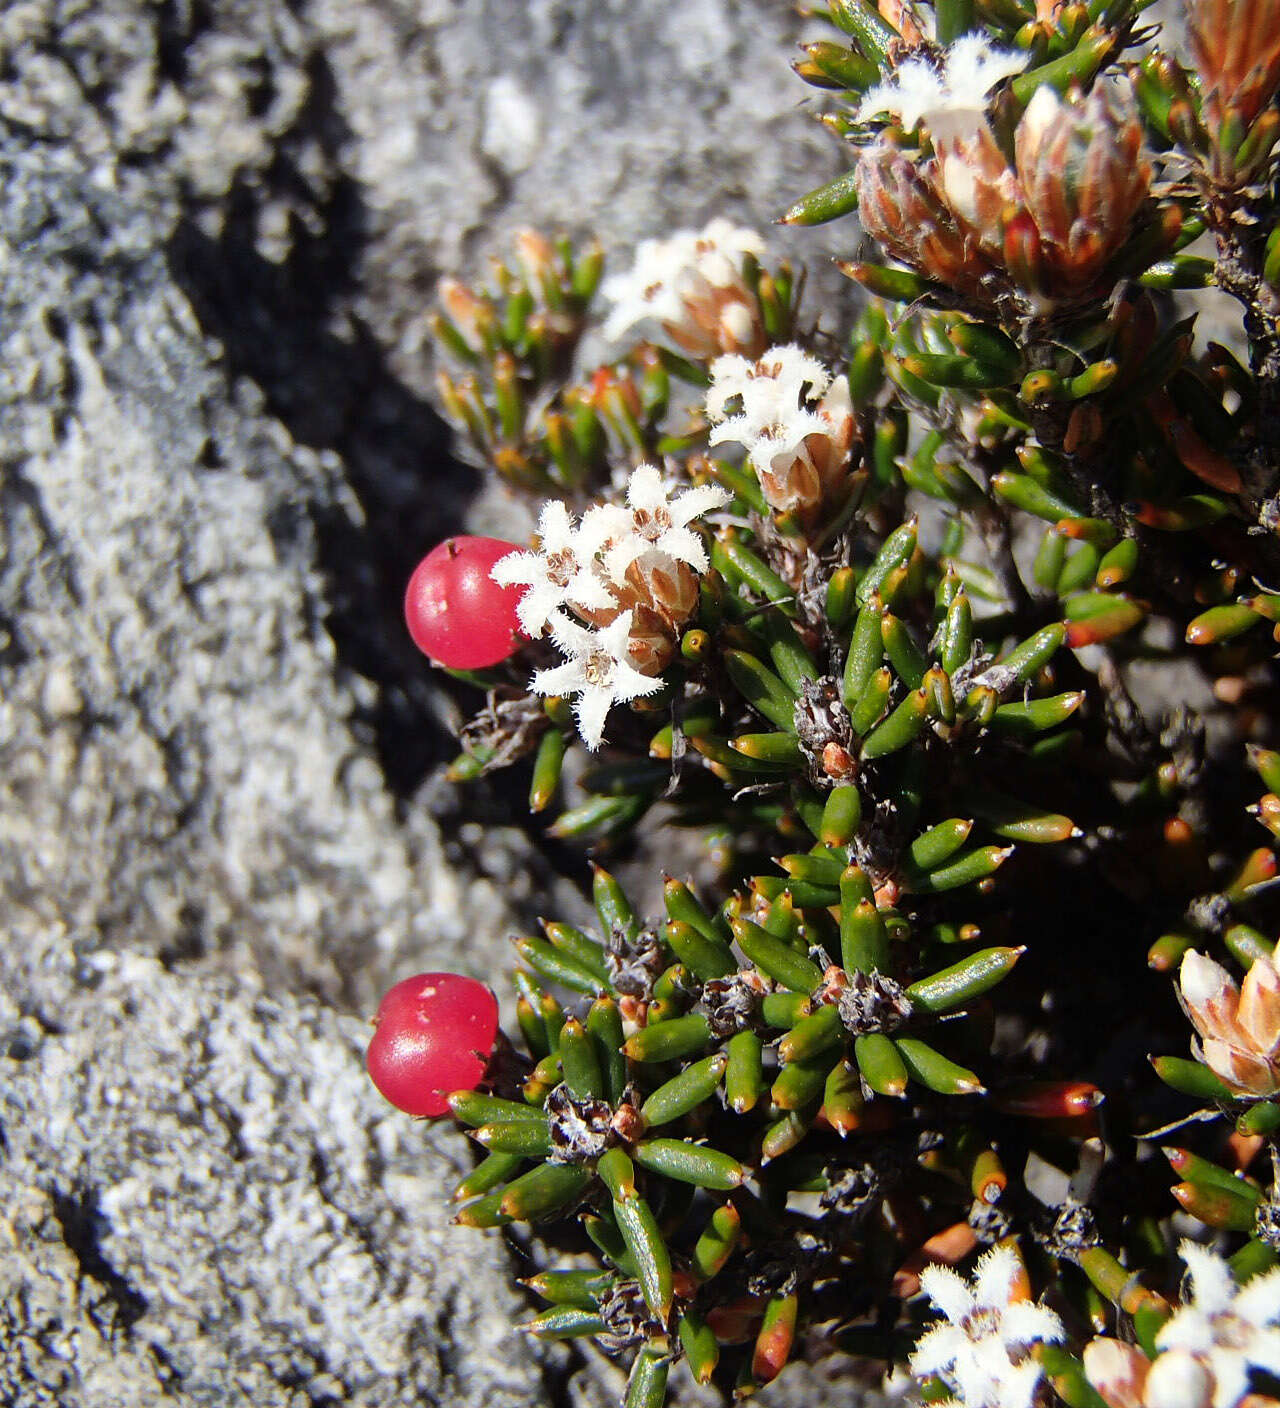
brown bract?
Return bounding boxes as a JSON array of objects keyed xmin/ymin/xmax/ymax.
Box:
[
  {"xmin": 1188, "ymin": 0, "xmax": 1280, "ymax": 133},
  {"xmin": 854, "ymin": 138, "xmax": 994, "ymax": 299}
]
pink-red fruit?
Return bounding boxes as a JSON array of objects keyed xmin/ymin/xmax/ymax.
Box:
[
  {"xmin": 404, "ymin": 536, "xmax": 525, "ymax": 669},
  {"xmin": 367, "ymin": 972, "xmax": 500, "ymax": 1117}
]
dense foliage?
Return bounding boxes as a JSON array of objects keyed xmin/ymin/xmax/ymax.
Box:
[{"xmin": 370, "ymin": 2, "xmax": 1280, "ymax": 1404}]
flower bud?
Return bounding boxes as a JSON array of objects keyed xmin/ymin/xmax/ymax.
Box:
[
  {"xmin": 1143, "ymin": 1348, "xmax": 1215, "ymax": 1408},
  {"xmin": 854, "ymin": 139, "xmax": 993, "ymax": 298},
  {"xmin": 623, "ymin": 603, "xmax": 678, "ymax": 676},
  {"xmin": 602, "ymin": 218, "xmax": 769, "ymax": 360},
  {"xmin": 934, "ymin": 120, "xmax": 1018, "ymax": 260},
  {"xmin": 513, "ymin": 228, "xmax": 558, "ymax": 292},
  {"xmin": 1083, "ymin": 1337, "xmax": 1151, "ymax": 1408},
  {"xmin": 1188, "ymin": 0, "xmax": 1280, "ymax": 133},
  {"xmin": 1179, "ymin": 949, "xmax": 1280, "ymax": 1096},
  {"xmin": 438, "ymin": 277, "xmax": 494, "ymax": 354},
  {"xmin": 1013, "ymin": 82, "xmax": 1150, "ymax": 298},
  {"xmin": 618, "ymin": 553, "xmax": 700, "ymax": 632}
]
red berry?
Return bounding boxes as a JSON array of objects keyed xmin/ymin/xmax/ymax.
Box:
[
  {"xmin": 404, "ymin": 536, "xmax": 525, "ymax": 669},
  {"xmin": 367, "ymin": 972, "xmax": 500, "ymax": 1117}
]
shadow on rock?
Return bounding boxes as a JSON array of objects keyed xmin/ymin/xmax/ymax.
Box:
[{"xmin": 167, "ymin": 52, "xmax": 472, "ymax": 800}]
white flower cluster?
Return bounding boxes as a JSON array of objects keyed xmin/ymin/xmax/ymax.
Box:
[
  {"xmin": 910, "ymin": 1244, "xmax": 1065, "ymax": 1408},
  {"xmin": 705, "ymin": 345, "xmax": 854, "ymax": 520},
  {"xmin": 491, "ymin": 465, "xmax": 728, "ymax": 749},
  {"xmin": 602, "ymin": 217, "xmax": 768, "ymax": 360},
  {"xmin": 1084, "ymin": 1242, "xmax": 1280, "ymax": 1408},
  {"xmin": 858, "ymin": 35, "xmax": 1025, "ymax": 142}
]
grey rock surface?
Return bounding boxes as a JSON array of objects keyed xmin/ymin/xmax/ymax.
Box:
[
  {"xmin": 0, "ymin": 0, "xmax": 858, "ymax": 1403},
  {"xmin": 0, "ymin": 950, "xmax": 552, "ymax": 1407}
]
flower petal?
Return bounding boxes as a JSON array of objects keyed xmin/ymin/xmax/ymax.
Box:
[
  {"xmin": 1238, "ymin": 953, "xmax": 1280, "ymax": 1054},
  {"xmin": 531, "ymin": 659, "xmax": 584, "ymax": 697},
  {"xmin": 603, "ymin": 536, "xmax": 648, "ymax": 586},
  {"xmin": 490, "ymin": 549, "xmax": 541, "ymax": 588},
  {"xmin": 1202, "ymin": 1345, "xmax": 1250, "ymax": 1408},
  {"xmin": 920, "ymin": 1263, "xmax": 976, "ymax": 1323},
  {"xmin": 1235, "ymin": 1267, "xmax": 1280, "ymax": 1329},
  {"xmin": 999, "ymin": 1361, "xmax": 1046, "ymax": 1408},
  {"xmin": 515, "ymin": 579, "xmax": 567, "ymax": 636},
  {"xmin": 1142, "ymin": 1348, "xmax": 1214, "ymax": 1408},
  {"xmin": 972, "ymin": 1244, "xmax": 1021, "ymax": 1311},
  {"xmin": 565, "ymin": 566, "xmax": 616, "ymax": 612},
  {"xmin": 654, "ymin": 524, "xmax": 709, "ymax": 572},
  {"xmin": 1157, "ymin": 1305, "xmax": 1218, "ymax": 1358},
  {"xmin": 1182, "ymin": 1245, "xmax": 1238, "ymax": 1317},
  {"xmin": 574, "ymin": 688, "xmax": 612, "ymax": 751},
  {"xmin": 625, "ymin": 464, "xmax": 667, "ymax": 512},
  {"xmin": 910, "ymin": 1322, "xmax": 968, "ymax": 1377},
  {"xmin": 537, "ymin": 500, "xmax": 577, "ymax": 552},
  {"xmin": 999, "ymin": 1301, "xmax": 1064, "ymax": 1349},
  {"xmin": 577, "ymin": 503, "xmax": 632, "ymax": 557},
  {"xmin": 671, "ymin": 481, "xmax": 731, "ymax": 525}
]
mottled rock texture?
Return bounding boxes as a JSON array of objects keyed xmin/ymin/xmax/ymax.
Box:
[{"xmin": 0, "ymin": 1, "xmax": 855, "ymax": 1403}]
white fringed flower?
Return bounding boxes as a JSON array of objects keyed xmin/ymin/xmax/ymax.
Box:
[
  {"xmin": 490, "ymin": 501, "xmax": 616, "ymax": 638},
  {"xmin": 706, "ymin": 345, "xmax": 834, "ymax": 435},
  {"xmin": 909, "ymin": 1245, "xmax": 1064, "ymax": 1408},
  {"xmin": 602, "ymin": 217, "xmax": 768, "ymax": 359},
  {"xmin": 1152, "ymin": 1241, "xmax": 1280, "ymax": 1408},
  {"xmin": 531, "ymin": 611, "xmax": 663, "ymax": 750},
  {"xmin": 588, "ymin": 463, "xmax": 730, "ymax": 584},
  {"xmin": 497, "ymin": 465, "xmax": 724, "ymax": 748},
  {"xmin": 706, "ymin": 346, "xmax": 854, "ymax": 519},
  {"xmin": 858, "ymin": 36, "xmax": 1025, "ymax": 140},
  {"xmin": 1179, "ymin": 950, "xmax": 1280, "ymax": 1096}
]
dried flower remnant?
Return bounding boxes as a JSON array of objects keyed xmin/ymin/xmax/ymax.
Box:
[
  {"xmin": 706, "ymin": 345, "xmax": 855, "ymax": 523},
  {"xmin": 700, "ymin": 971, "xmax": 770, "ymax": 1037},
  {"xmin": 909, "ymin": 1243, "xmax": 1064, "ymax": 1408},
  {"xmin": 1179, "ymin": 950, "xmax": 1280, "ymax": 1096},
  {"xmin": 836, "ymin": 970, "xmax": 914, "ymax": 1035},
  {"xmin": 545, "ymin": 1083, "xmax": 617, "ymax": 1164},
  {"xmin": 602, "ymin": 217, "xmax": 769, "ymax": 359}
]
